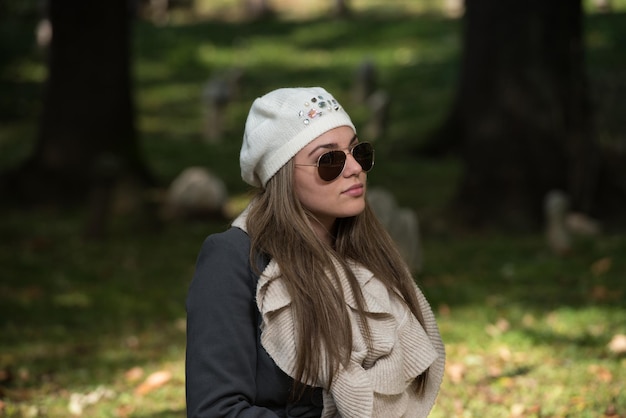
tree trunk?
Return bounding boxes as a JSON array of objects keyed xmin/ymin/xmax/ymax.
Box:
[
  {"xmin": 435, "ymin": 0, "xmax": 607, "ymax": 229},
  {"xmin": 333, "ymin": 0, "xmax": 351, "ymax": 18},
  {"xmin": 4, "ymin": 0, "xmax": 153, "ymax": 207}
]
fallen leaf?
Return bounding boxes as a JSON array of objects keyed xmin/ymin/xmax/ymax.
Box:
[
  {"xmin": 446, "ymin": 362, "xmax": 466, "ymax": 384},
  {"xmin": 591, "ymin": 257, "xmax": 612, "ymax": 276},
  {"xmin": 498, "ymin": 346, "xmax": 512, "ymax": 362},
  {"xmin": 608, "ymin": 334, "xmax": 626, "ymax": 355},
  {"xmin": 175, "ymin": 318, "xmax": 187, "ymax": 332},
  {"xmin": 125, "ymin": 336, "xmax": 139, "ymax": 349},
  {"xmin": 522, "ymin": 313, "xmax": 535, "ymax": 327},
  {"xmin": 125, "ymin": 367, "xmax": 144, "ymax": 382},
  {"xmin": 68, "ymin": 386, "xmax": 114, "ymax": 416},
  {"xmin": 588, "ymin": 364, "xmax": 613, "ymax": 383},
  {"xmin": 68, "ymin": 394, "xmax": 83, "ymax": 416},
  {"xmin": 511, "ymin": 403, "xmax": 525, "ymax": 417},
  {"xmin": 604, "ymin": 402, "xmax": 619, "ymax": 417},
  {"xmin": 486, "ymin": 318, "xmax": 510, "ymax": 337},
  {"xmin": 438, "ymin": 304, "xmax": 451, "ymax": 317},
  {"xmin": 0, "ymin": 368, "xmax": 12, "ymax": 384},
  {"xmin": 3, "ymin": 387, "xmax": 34, "ymax": 402},
  {"xmin": 487, "ymin": 364, "xmax": 502, "ymax": 378},
  {"xmin": 116, "ymin": 404, "xmax": 135, "ymax": 418},
  {"xmin": 590, "ymin": 285, "xmax": 609, "ymax": 302},
  {"xmin": 135, "ymin": 370, "xmax": 172, "ymax": 396}
]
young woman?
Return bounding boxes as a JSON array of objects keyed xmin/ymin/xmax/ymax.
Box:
[{"xmin": 186, "ymin": 87, "xmax": 445, "ymax": 418}]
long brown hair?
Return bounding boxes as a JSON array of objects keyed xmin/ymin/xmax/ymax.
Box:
[{"xmin": 247, "ymin": 160, "xmax": 429, "ymax": 398}]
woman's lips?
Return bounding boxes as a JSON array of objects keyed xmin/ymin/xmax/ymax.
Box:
[{"xmin": 342, "ymin": 184, "xmax": 364, "ymax": 197}]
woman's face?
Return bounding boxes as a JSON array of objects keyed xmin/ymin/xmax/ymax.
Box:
[{"xmin": 293, "ymin": 126, "xmax": 368, "ymax": 235}]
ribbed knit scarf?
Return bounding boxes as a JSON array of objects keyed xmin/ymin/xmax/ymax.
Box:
[{"xmin": 232, "ymin": 211, "xmax": 445, "ymax": 418}]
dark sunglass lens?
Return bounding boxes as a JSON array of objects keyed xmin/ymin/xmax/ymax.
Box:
[
  {"xmin": 353, "ymin": 143, "xmax": 374, "ymax": 171},
  {"xmin": 318, "ymin": 151, "xmax": 346, "ymax": 181}
]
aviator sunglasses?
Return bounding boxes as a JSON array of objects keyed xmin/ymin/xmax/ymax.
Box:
[{"xmin": 295, "ymin": 142, "xmax": 375, "ymax": 181}]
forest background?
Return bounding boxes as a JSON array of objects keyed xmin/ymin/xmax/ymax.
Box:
[{"xmin": 0, "ymin": 0, "xmax": 625, "ymax": 417}]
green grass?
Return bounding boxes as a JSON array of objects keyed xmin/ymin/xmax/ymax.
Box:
[{"xmin": 1, "ymin": 2, "xmax": 626, "ymax": 417}]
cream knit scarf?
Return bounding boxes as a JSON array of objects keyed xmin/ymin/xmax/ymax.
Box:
[{"xmin": 232, "ymin": 209, "xmax": 445, "ymax": 418}]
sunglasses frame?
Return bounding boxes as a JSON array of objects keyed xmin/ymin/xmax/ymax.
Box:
[{"xmin": 295, "ymin": 142, "xmax": 375, "ymax": 181}]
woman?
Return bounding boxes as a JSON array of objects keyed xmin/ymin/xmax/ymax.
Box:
[{"xmin": 186, "ymin": 87, "xmax": 445, "ymax": 418}]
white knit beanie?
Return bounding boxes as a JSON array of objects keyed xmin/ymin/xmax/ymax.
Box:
[{"xmin": 240, "ymin": 87, "xmax": 356, "ymax": 187}]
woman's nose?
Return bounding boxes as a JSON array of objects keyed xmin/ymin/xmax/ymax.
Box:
[{"xmin": 342, "ymin": 152, "xmax": 363, "ymax": 177}]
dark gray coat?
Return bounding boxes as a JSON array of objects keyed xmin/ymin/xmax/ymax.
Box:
[{"xmin": 186, "ymin": 227, "xmax": 324, "ymax": 418}]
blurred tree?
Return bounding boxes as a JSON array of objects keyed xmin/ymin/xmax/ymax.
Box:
[
  {"xmin": 2, "ymin": 0, "xmax": 155, "ymax": 235},
  {"xmin": 240, "ymin": 0, "xmax": 351, "ymax": 20},
  {"xmin": 333, "ymin": 0, "xmax": 351, "ymax": 18},
  {"xmin": 242, "ymin": 0, "xmax": 275, "ymax": 20},
  {"xmin": 424, "ymin": 0, "xmax": 624, "ymax": 229}
]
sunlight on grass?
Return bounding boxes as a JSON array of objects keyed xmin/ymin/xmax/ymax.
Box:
[
  {"xmin": 432, "ymin": 302, "xmax": 626, "ymax": 417},
  {"xmin": 133, "ymin": 60, "xmax": 173, "ymax": 82},
  {"xmin": 1, "ymin": 59, "xmax": 47, "ymax": 83}
]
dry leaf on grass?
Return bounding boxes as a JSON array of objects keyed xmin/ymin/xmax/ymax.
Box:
[
  {"xmin": 588, "ymin": 364, "xmax": 613, "ymax": 383},
  {"xmin": 116, "ymin": 404, "xmax": 135, "ymax": 418},
  {"xmin": 68, "ymin": 386, "xmax": 114, "ymax": 416},
  {"xmin": 607, "ymin": 334, "xmax": 626, "ymax": 355},
  {"xmin": 485, "ymin": 318, "xmax": 510, "ymax": 337},
  {"xmin": 446, "ymin": 362, "xmax": 466, "ymax": 384},
  {"xmin": 124, "ymin": 366, "xmax": 144, "ymax": 382},
  {"xmin": 590, "ymin": 257, "xmax": 612, "ymax": 276},
  {"xmin": 510, "ymin": 403, "xmax": 526, "ymax": 417},
  {"xmin": 135, "ymin": 370, "xmax": 172, "ymax": 396}
]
